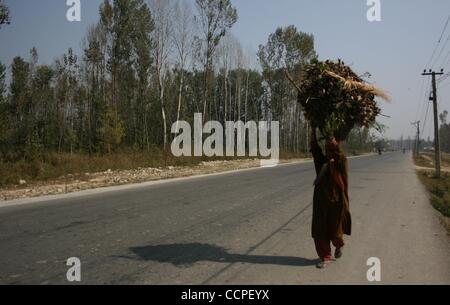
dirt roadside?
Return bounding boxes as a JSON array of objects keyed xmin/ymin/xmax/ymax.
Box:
[{"xmin": 0, "ymin": 158, "xmax": 311, "ymax": 202}]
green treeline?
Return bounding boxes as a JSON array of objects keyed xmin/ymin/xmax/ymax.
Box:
[{"xmin": 0, "ymin": 0, "xmax": 376, "ymax": 166}]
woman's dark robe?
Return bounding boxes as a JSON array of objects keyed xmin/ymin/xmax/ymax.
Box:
[{"xmin": 311, "ymin": 142, "xmax": 352, "ymax": 240}]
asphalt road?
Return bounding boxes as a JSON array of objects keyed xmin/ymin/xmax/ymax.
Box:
[{"xmin": 0, "ymin": 152, "xmax": 449, "ymax": 285}]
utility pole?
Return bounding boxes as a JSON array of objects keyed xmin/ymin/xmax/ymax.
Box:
[
  {"xmin": 422, "ymin": 69, "xmax": 444, "ymax": 178},
  {"xmin": 411, "ymin": 121, "xmax": 420, "ymax": 157}
]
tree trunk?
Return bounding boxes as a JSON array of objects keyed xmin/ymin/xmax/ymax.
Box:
[
  {"xmin": 175, "ymin": 70, "xmax": 184, "ymax": 136},
  {"xmin": 244, "ymin": 71, "xmax": 249, "ymax": 124},
  {"xmin": 224, "ymin": 72, "xmax": 228, "ymax": 122},
  {"xmin": 237, "ymin": 74, "xmax": 241, "ymax": 122},
  {"xmin": 160, "ymin": 83, "xmax": 168, "ymax": 167}
]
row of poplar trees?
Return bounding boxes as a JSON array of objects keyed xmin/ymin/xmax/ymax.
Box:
[{"xmin": 0, "ymin": 0, "xmax": 370, "ymax": 162}]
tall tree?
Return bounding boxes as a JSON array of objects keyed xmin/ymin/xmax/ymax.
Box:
[
  {"xmin": 83, "ymin": 23, "xmax": 108, "ymax": 153},
  {"xmin": 100, "ymin": 0, "xmax": 153, "ymax": 147},
  {"xmin": 10, "ymin": 56, "xmax": 33, "ymax": 157},
  {"xmin": 217, "ymin": 34, "xmax": 233, "ymax": 122},
  {"xmin": 195, "ymin": 0, "xmax": 237, "ymax": 122},
  {"xmin": 54, "ymin": 48, "xmax": 79, "ymax": 153},
  {"xmin": 258, "ymin": 25, "xmax": 316, "ymax": 151},
  {"xmin": 149, "ymin": 0, "xmax": 173, "ymax": 151},
  {"xmin": 131, "ymin": 1, "xmax": 154, "ymax": 149},
  {"xmin": 0, "ymin": 60, "xmax": 14, "ymax": 158},
  {"xmin": 32, "ymin": 65, "xmax": 55, "ymax": 150},
  {"xmin": 173, "ymin": 0, "xmax": 193, "ymax": 132}
]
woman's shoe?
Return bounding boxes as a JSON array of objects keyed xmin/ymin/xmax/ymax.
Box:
[
  {"xmin": 335, "ymin": 248, "xmax": 343, "ymax": 259},
  {"xmin": 316, "ymin": 261, "xmax": 331, "ymax": 269}
]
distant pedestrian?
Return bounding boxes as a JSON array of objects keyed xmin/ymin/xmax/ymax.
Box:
[{"xmin": 310, "ymin": 129, "xmax": 352, "ymax": 269}]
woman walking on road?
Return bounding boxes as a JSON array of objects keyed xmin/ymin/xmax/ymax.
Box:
[{"xmin": 310, "ymin": 128, "xmax": 352, "ymax": 269}]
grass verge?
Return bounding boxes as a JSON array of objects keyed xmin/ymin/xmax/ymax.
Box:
[
  {"xmin": 417, "ymin": 171, "xmax": 450, "ymax": 218},
  {"xmin": 415, "ymin": 152, "xmax": 450, "ymax": 233}
]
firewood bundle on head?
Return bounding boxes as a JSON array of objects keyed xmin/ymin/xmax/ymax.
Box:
[{"xmin": 288, "ymin": 59, "xmax": 390, "ymax": 142}]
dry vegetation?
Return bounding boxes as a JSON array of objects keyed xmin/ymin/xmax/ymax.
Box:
[
  {"xmin": 415, "ymin": 152, "xmax": 450, "ymax": 169},
  {"xmin": 415, "ymin": 153, "xmax": 450, "ymax": 232},
  {"xmin": 0, "ymin": 150, "xmax": 315, "ymax": 201},
  {"xmin": 0, "ymin": 149, "xmax": 313, "ymax": 188}
]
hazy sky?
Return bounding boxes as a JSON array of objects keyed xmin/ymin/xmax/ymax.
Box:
[{"xmin": 1, "ymin": 0, "xmax": 450, "ymax": 140}]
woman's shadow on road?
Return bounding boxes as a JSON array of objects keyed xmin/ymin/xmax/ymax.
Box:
[{"xmin": 125, "ymin": 243, "xmax": 318, "ymax": 267}]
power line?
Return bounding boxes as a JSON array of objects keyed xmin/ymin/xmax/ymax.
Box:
[
  {"xmin": 432, "ymin": 31, "xmax": 450, "ymax": 68},
  {"xmin": 426, "ymin": 15, "xmax": 450, "ymax": 68},
  {"xmin": 438, "ymin": 15, "xmax": 450, "ymax": 43},
  {"xmin": 417, "ymin": 16, "xmax": 449, "ymax": 151},
  {"xmin": 437, "ymin": 72, "xmax": 450, "ymax": 83},
  {"xmin": 418, "ymin": 16, "xmax": 450, "ymax": 133},
  {"xmin": 437, "ymin": 71, "xmax": 450, "ymax": 89}
]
